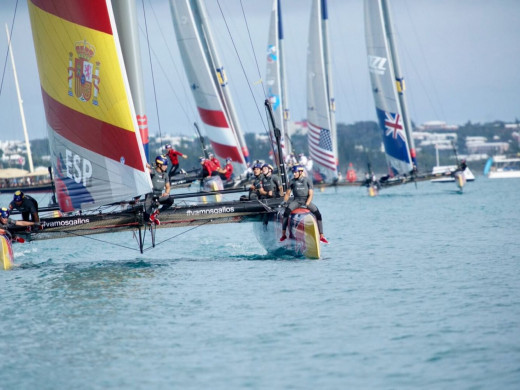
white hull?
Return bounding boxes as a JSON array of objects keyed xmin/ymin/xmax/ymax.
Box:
[
  {"xmin": 430, "ymin": 166, "xmax": 475, "ymax": 183},
  {"xmin": 486, "ymin": 156, "xmax": 520, "ymax": 179},
  {"xmin": 488, "ymin": 171, "xmax": 520, "ymax": 179}
]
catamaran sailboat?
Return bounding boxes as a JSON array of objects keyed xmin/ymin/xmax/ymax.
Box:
[
  {"xmin": 364, "ymin": 0, "xmax": 418, "ymax": 193},
  {"xmin": 5, "ymin": 0, "xmax": 323, "ymax": 263}
]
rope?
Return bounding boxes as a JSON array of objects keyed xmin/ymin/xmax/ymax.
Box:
[
  {"xmin": 215, "ymin": 0, "xmax": 268, "ymax": 134},
  {"xmin": 49, "ymin": 230, "xmax": 143, "ymax": 251},
  {"xmin": 141, "ymin": 219, "xmax": 212, "ymax": 252},
  {"xmin": 0, "ymin": 0, "xmax": 19, "ymax": 97}
]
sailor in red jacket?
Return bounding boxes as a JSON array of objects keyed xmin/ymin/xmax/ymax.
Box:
[
  {"xmin": 165, "ymin": 144, "xmax": 187, "ymax": 178},
  {"xmin": 208, "ymin": 153, "xmax": 221, "ymax": 169},
  {"xmin": 200, "ymin": 157, "xmax": 219, "ymax": 178},
  {"xmin": 218, "ymin": 157, "xmax": 234, "ymax": 182}
]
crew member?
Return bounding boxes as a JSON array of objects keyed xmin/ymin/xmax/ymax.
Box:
[
  {"xmin": 209, "ymin": 153, "xmax": 221, "ymax": 169},
  {"xmin": 146, "ymin": 156, "xmax": 174, "ymax": 224},
  {"xmin": 248, "ymin": 163, "xmax": 264, "ymax": 200},
  {"xmin": 258, "ymin": 164, "xmax": 274, "ymax": 198},
  {"xmin": 200, "ymin": 157, "xmax": 219, "ymax": 178},
  {"xmin": 9, "ymin": 190, "xmax": 39, "ymax": 222},
  {"xmin": 218, "ymin": 157, "xmax": 234, "ymax": 182},
  {"xmin": 0, "ymin": 207, "xmax": 39, "ymax": 241},
  {"xmin": 165, "ymin": 144, "xmax": 188, "ymax": 179},
  {"xmin": 280, "ymin": 165, "xmax": 328, "ymax": 244},
  {"xmin": 264, "ymin": 164, "xmax": 284, "ymax": 198}
]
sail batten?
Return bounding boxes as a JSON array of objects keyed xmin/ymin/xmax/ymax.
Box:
[{"xmin": 28, "ymin": 0, "xmax": 151, "ymax": 212}]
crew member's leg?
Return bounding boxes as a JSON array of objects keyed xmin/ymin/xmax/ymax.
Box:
[
  {"xmin": 306, "ymin": 202, "xmax": 323, "ymax": 234},
  {"xmin": 169, "ymin": 163, "xmax": 180, "ymax": 178},
  {"xmin": 280, "ymin": 200, "xmax": 299, "ymax": 240},
  {"xmin": 159, "ymin": 195, "xmax": 174, "ymax": 211},
  {"xmin": 307, "ymin": 202, "xmax": 328, "ymax": 243}
]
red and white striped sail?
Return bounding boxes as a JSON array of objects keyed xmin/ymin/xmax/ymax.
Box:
[
  {"xmin": 169, "ymin": 0, "xmax": 249, "ymax": 174},
  {"xmin": 307, "ymin": 0, "xmax": 339, "ymax": 183},
  {"xmin": 28, "ymin": 0, "xmax": 151, "ymax": 212}
]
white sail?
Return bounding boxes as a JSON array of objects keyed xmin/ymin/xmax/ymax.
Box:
[
  {"xmin": 169, "ymin": 0, "xmax": 250, "ymax": 173},
  {"xmin": 364, "ymin": 0, "xmax": 415, "ymax": 175},
  {"xmin": 113, "ymin": 0, "xmax": 150, "ymax": 161},
  {"xmin": 27, "ymin": 0, "xmax": 152, "ymax": 212},
  {"xmin": 266, "ymin": 0, "xmax": 291, "ymax": 163},
  {"xmin": 307, "ymin": 0, "xmax": 338, "ymax": 183}
]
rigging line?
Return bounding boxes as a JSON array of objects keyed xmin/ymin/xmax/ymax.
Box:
[
  {"xmin": 0, "ymin": 0, "xmax": 19, "ymax": 97},
  {"xmin": 238, "ymin": 0, "xmax": 265, "ymax": 98},
  {"xmin": 141, "ymin": 0, "xmax": 163, "ymax": 142},
  {"xmin": 144, "ymin": 0, "xmax": 199, "ymax": 126},
  {"xmin": 46, "ymin": 230, "xmax": 142, "ymax": 252},
  {"xmin": 401, "ymin": 0, "xmax": 446, "ymax": 121},
  {"xmin": 142, "ymin": 219, "xmax": 213, "ymax": 252},
  {"xmin": 215, "ymin": 0, "xmax": 268, "ymax": 134}
]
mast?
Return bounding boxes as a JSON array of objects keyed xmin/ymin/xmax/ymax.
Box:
[
  {"xmin": 320, "ymin": 0, "xmax": 338, "ymax": 166},
  {"xmin": 381, "ymin": 0, "xmax": 416, "ymax": 168},
  {"xmin": 278, "ymin": 0, "xmax": 291, "ymax": 156},
  {"xmin": 307, "ymin": 0, "xmax": 338, "ymax": 183},
  {"xmin": 194, "ymin": 0, "xmax": 250, "ymax": 165},
  {"xmin": 6, "ymin": 24, "xmax": 34, "ymax": 173},
  {"xmin": 266, "ymin": 0, "xmax": 290, "ymax": 164},
  {"xmin": 112, "ymin": 0, "xmax": 150, "ymax": 162}
]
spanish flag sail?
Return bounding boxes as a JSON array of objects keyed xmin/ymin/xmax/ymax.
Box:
[{"xmin": 28, "ymin": 0, "xmax": 152, "ymax": 212}]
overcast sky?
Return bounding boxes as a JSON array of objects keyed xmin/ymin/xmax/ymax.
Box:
[{"xmin": 0, "ymin": 0, "xmax": 519, "ymax": 142}]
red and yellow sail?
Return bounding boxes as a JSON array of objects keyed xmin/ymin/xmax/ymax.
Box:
[{"xmin": 28, "ymin": 0, "xmax": 151, "ymax": 211}]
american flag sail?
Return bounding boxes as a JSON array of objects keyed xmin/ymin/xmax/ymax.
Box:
[
  {"xmin": 308, "ymin": 122, "xmax": 336, "ymax": 171},
  {"xmin": 307, "ymin": 0, "xmax": 338, "ymax": 182}
]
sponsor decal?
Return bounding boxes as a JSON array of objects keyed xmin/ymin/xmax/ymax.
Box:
[
  {"xmin": 42, "ymin": 217, "xmax": 91, "ymax": 229},
  {"xmin": 368, "ymin": 55, "xmax": 387, "ymax": 75},
  {"xmin": 186, "ymin": 206, "xmax": 235, "ymax": 216}
]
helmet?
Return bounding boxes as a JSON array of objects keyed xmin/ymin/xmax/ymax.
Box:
[
  {"xmin": 165, "ymin": 144, "xmax": 172, "ymax": 149},
  {"xmin": 209, "ymin": 153, "xmax": 214, "ymax": 158},
  {"xmin": 199, "ymin": 157, "xmax": 206, "ymax": 163},
  {"xmin": 262, "ymin": 163, "xmax": 273, "ymax": 171},
  {"xmin": 155, "ymin": 156, "xmax": 168, "ymax": 166},
  {"xmin": 13, "ymin": 190, "xmax": 24, "ymax": 202},
  {"xmin": 0, "ymin": 207, "xmax": 9, "ymax": 219},
  {"xmin": 225, "ymin": 157, "xmax": 232, "ymax": 163},
  {"xmin": 253, "ymin": 163, "xmax": 262, "ymax": 170},
  {"xmin": 292, "ymin": 165, "xmax": 304, "ymax": 173}
]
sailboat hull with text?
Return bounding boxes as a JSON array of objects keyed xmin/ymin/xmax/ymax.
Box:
[{"xmin": 5, "ymin": 0, "xmax": 319, "ymax": 265}]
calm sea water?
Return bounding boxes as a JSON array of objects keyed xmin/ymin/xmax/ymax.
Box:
[{"xmin": 1, "ymin": 177, "xmax": 519, "ymax": 389}]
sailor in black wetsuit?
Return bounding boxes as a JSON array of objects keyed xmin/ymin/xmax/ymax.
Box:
[
  {"xmin": 145, "ymin": 156, "xmax": 174, "ymax": 224},
  {"xmin": 9, "ymin": 190, "xmax": 39, "ymax": 222},
  {"xmin": 248, "ymin": 163, "xmax": 264, "ymax": 200},
  {"xmin": 280, "ymin": 165, "xmax": 328, "ymax": 244},
  {"xmin": 0, "ymin": 207, "xmax": 39, "ymax": 241}
]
